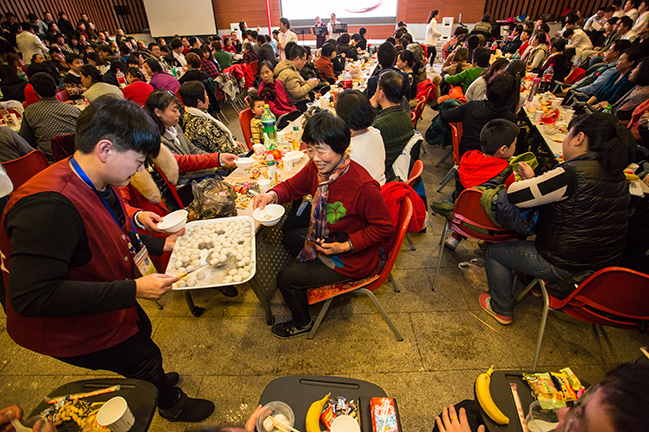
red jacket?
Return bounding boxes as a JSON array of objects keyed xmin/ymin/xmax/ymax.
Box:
[
  {"xmin": 458, "ymin": 150, "xmax": 510, "ymax": 188},
  {"xmin": 0, "ymin": 160, "xmax": 139, "ymax": 357},
  {"xmin": 314, "ymin": 56, "xmax": 335, "ymax": 80},
  {"xmin": 381, "ymin": 182, "xmax": 426, "ymax": 238},
  {"xmin": 272, "ymin": 161, "xmax": 394, "ymax": 278},
  {"xmin": 258, "ymin": 80, "xmax": 296, "ymax": 117},
  {"xmin": 24, "ymin": 83, "xmax": 40, "ymax": 105},
  {"xmin": 123, "ymin": 80, "xmax": 154, "ymax": 107}
]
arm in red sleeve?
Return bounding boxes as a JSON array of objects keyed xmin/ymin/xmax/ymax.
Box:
[
  {"xmin": 271, "ymin": 162, "xmax": 316, "ymax": 204},
  {"xmin": 174, "ymin": 152, "xmax": 221, "ymax": 173},
  {"xmin": 118, "ymin": 185, "xmax": 140, "ymax": 221},
  {"xmin": 348, "ymin": 181, "xmax": 395, "ymax": 252}
]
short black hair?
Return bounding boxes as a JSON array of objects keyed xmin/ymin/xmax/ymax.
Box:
[
  {"xmin": 335, "ymin": 89, "xmax": 375, "ymax": 130},
  {"xmin": 79, "ymin": 64, "xmax": 103, "ymax": 83},
  {"xmin": 514, "ymin": 24, "xmax": 524, "ymax": 33},
  {"xmin": 30, "ymin": 72, "xmax": 57, "ymax": 98},
  {"xmin": 535, "ymin": 31, "xmax": 548, "ymax": 45},
  {"xmin": 285, "ymin": 41, "xmax": 298, "ymax": 58},
  {"xmin": 539, "ymin": 23, "xmax": 550, "ymax": 34},
  {"xmin": 632, "ymin": 58, "xmax": 649, "ymax": 86},
  {"xmin": 612, "ymin": 39, "xmax": 633, "ymax": 54},
  {"xmin": 619, "ymin": 16, "xmax": 633, "ymax": 30},
  {"xmin": 563, "ymin": 28, "xmax": 575, "ymax": 38},
  {"xmin": 76, "ymin": 96, "xmax": 160, "ymax": 158},
  {"xmin": 288, "ymin": 45, "xmax": 306, "ymax": 61},
  {"xmin": 397, "ymin": 49, "xmax": 415, "ymax": 68},
  {"xmin": 480, "ymin": 119, "xmax": 519, "ymax": 154},
  {"xmin": 125, "ymin": 66, "xmax": 144, "ymax": 81},
  {"xmin": 257, "ymin": 34, "xmax": 265, "ymax": 45},
  {"xmin": 378, "ymin": 70, "xmax": 405, "ymax": 104},
  {"xmin": 486, "ymin": 73, "xmax": 518, "ymax": 111},
  {"xmin": 126, "ymin": 53, "xmax": 140, "ymax": 66},
  {"xmin": 522, "ymin": 28, "xmax": 533, "ymax": 37},
  {"xmin": 607, "ymin": 16, "xmax": 620, "ymax": 25},
  {"xmin": 623, "ymin": 47, "xmax": 645, "ymax": 67},
  {"xmin": 179, "ymin": 80, "xmax": 206, "ymax": 108},
  {"xmin": 97, "ymin": 44, "xmax": 112, "ymax": 54},
  {"xmin": 321, "ymin": 43, "xmax": 335, "ymax": 57},
  {"xmin": 359, "ymin": 27, "xmax": 367, "ymax": 36},
  {"xmin": 301, "ymin": 110, "xmax": 350, "ymax": 154},
  {"xmin": 338, "ymin": 33, "xmax": 350, "ymax": 45},
  {"xmin": 145, "ymin": 89, "xmax": 180, "ymax": 134},
  {"xmin": 27, "ymin": 13, "xmax": 37, "ymax": 20},
  {"xmin": 472, "ymin": 47, "xmax": 491, "ymax": 67},
  {"xmin": 552, "ymin": 37, "xmax": 567, "ymax": 52},
  {"xmin": 65, "ymin": 52, "xmax": 82, "ymax": 64},
  {"xmin": 21, "ymin": 22, "xmax": 33, "ymax": 31},
  {"xmin": 145, "ymin": 58, "xmax": 163, "ymax": 74},
  {"xmin": 599, "ymin": 363, "xmax": 649, "ymax": 432},
  {"xmin": 377, "ymin": 41, "xmax": 397, "ymax": 68},
  {"xmin": 279, "ymin": 17, "xmax": 291, "ymax": 29},
  {"xmin": 170, "ymin": 39, "xmax": 183, "ymax": 50},
  {"xmin": 352, "ymin": 33, "xmax": 362, "ymax": 42},
  {"xmin": 454, "ymin": 26, "xmax": 469, "ymax": 36},
  {"xmin": 188, "ymin": 36, "xmax": 197, "ymax": 46},
  {"xmin": 119, "ymin": 43, "xmax": 131, "ymax": 55}
]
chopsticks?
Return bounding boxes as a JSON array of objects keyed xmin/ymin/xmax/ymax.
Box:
[
  {"xmin": 510, "ymin": 382, "xmax": 528, "ymax": 432},
  {"xmin": 267, "ymin": 415, "xmax": 299, "ymax": 432}
]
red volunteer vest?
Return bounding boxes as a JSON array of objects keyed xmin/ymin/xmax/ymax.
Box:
[{"xmin": 0, "ymin": 158, "xmax": 139, "ymax": 357}]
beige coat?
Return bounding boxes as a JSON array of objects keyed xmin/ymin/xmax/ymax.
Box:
[{"xmin": 274, "ymin": 60, "xmax": 316, "ymax": 104}]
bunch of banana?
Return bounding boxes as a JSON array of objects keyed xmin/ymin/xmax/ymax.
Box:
[
  {"xmin": 475, "ymin": 365, "xmax": 509, "ymax": 425},
  {"xmin": 305, "ymin": 393, "xmax": 330, "ymax": 432}
]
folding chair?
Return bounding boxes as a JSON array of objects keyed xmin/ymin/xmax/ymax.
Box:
[
  {"xmin": 306, "ymin": 197, "xmax": 414, "ymax": 340},
  {"xmin": 437, "ymin": 122, "xmax": 461, "ymax": 192},
  {"xmin": 516, "ymin": 267, "xmax": 649, "ymax": 370},
  {"xmin": 433, "ymin": 188, "xmax": 521, "ymax": 291},
  {"xmin": 1, "ymin": 149, "xmax": 50, "ymax": 190},
  {"xmin": 238, "ymin": 108, "xmax": 255, "ymax": 150}
]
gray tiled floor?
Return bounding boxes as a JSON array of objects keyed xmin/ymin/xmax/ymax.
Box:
[{"xmin": 1, "ymin": 94, "xmax": 648, "ymax": 432}]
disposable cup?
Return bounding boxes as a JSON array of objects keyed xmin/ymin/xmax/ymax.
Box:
[
  {"xmin": 253, "ymin": 143, "xmax": 264, "ymax": 154},
  {"xmin": 534, "ymin": 111, "xmax": 543, "ymax": 122},
  {"xmin": 282, "ymin": 156, "xmax": 294, "ymax": 171},
  {"xmin": 258, "ymin": 179, "xmax": 271, "ymax": 193},
  {"xmin": 96, "ymin": 396, "xmax": 134, "ymax": 432}
]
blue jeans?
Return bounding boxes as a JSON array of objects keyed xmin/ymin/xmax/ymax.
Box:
[{"xmin": 485, "ymin": 241, "xmax": 573, "ymax": 316}]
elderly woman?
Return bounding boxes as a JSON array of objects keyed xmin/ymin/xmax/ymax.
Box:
[
  {"xmin": 179, "ymin": 81, "xmax": 247, "ymax": 155},
  {"xmin": 252, "ymin": 111, "xmax": 394, "ymax": 338},
  {"xmin": 480, "ymin": 113, "xmax": 634, "ymax": 325},
  {"xmin": 144, "ymin": 58, "xmax": 180, "ymax": 93},
  {"xmin": 80, "ymin": 64, "xmax": 124, "ymax": 102},
  {"xmin": 258, "ymin": 60, "xmax": 298, "ymax": 117}
]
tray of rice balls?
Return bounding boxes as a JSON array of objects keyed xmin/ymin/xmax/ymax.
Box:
[{"xmin": 166, "ymin": 216, "xmax": 256, "ymax": 290}]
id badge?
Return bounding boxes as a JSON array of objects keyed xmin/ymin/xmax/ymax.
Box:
[{"xmin": 134, "ymin": 245, "xmax": 157, "ymax": 276}]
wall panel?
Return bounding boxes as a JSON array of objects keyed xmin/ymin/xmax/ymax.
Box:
[
  {"xmin": 485, "ymin": 0, "xmax": 610, "ymax": 22},
  {"xmin": 0, "ymin": 0, "xmax": 148, "ymax": 35}
]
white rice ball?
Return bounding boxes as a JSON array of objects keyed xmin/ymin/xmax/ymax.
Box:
[
  {"xmin": 187, "ymin": 278, "xmax": 197, "ymax": 287},
  {"xmin": 175, "ymin": 260, "xmax": 183, "ymax": 269},
  {"xmin": 233, "ymin": 274, "xmax": 242, "ymax": 282},
  {"xmin": 219, "ymin": 254, "xmax": 228, "ymax": 263},
  {"xmin": 223, "ymin": 276, "xmax": 233, "ymax": 283},
  {"xmin": 196, "ymin": 270, "xmax": 206, "ymax": 280},
  {"xmin": 228, "ymin": 269, "xmax": 237, "ymax": 276},
  {"xmin": 176, "ymin": 280, "xmax": 187, "ymax": 288},
  {"xmin": 241, "ymin": 271, "xmax": 250, "ymax": 279},
  {"xmin": 191, "ymin": 259, "xmax": 201, "ymax": 268}
]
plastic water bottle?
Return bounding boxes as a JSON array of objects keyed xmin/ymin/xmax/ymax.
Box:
[
  {"xmin": 528, "ymin": 77, "xmax": 541, "ymax": 101},
  {"xmin": 542, "ymin": 65, "xmax": 554, "ymax": 92},
  {"xmin": 292, "ymin": 126, "xmax": 300, "ymax": 151},
  {"xmin": 342, "ymin": 69, "xmax": 352, "ymax": 89},
  {"xmin": 261, "ymin": 104, "xmax": 278, "ymax": 150},
  {"xmin": 602, "ymin": 104, "xmax": 612, "ymax": 114},
  {"xmin": 116, "ymin": 69, "xmax": 126, "ymax": 88},
  {"xmin": 491, "ymin": 41, "xmax": 497, "ymax": 54}
]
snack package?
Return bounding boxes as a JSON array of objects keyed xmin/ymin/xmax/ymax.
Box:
[
  {"xmin": 186, "ymin": 178, "xmax": 237, "ymax": 220},
  {"xmin": 523, "ymin": 373, "xmax": 566, "ymax": 410},
  {"xmin": 560, "ymin": 367, "xmax": 583, "ymax": 393},
  {"xmin": 320, "ymin": 396, "xmax": 358, "ymax": 430},
  {"xmin": 371, "ymin": 397, "xmax": 399, "ymax": 432},
  {"xmin": 551, "ymin": 372, "xmax": 578, "ymax": 402}
]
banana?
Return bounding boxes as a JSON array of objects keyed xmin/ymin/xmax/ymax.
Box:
[
  {"xmin": 475, "ymin": 365, "xmax": 510, "ymax": 425},
  {"xmin": 305, "ymin": 393, "xmax": 330, "ymax": 432}
]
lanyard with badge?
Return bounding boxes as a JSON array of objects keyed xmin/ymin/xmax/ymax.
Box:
[{"xmin": 70, "ymin": 157, "xmax": 157, "ymax": 276}]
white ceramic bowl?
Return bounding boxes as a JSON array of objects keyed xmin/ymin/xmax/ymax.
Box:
[
  {"xmin": 253, "ymin": 204, "xmax": 285, "ymax": 226},
  {"xmin": 236, "ymin": 157, "xmax": 255, "ymax": 169},
  {"xmin": 285, "ymin": 150, "xmax": 304, "ymax": 163},
  {"xmin": 157, "ymin": 209, "xmax": 188, "ymax": 233}
]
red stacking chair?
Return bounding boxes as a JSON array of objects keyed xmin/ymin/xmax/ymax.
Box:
[
  {"xmin": 517, "ymin": 267, "xmax": 649, "ymax": 370},
  {"xmin": 56, "ymin": 89, "xmax": 69, "ymax": 102},
  {"xmin": 403, "ymin": 160, "xmax": 424, "ymax": 251},
  {"xmin": 305, "ymin": 197, "xmax": 414, "ymax": 341},
  {"xmin": 1, "ymin": 149, "xmax": 50, "ymax": 190},
  {"xmin": 437, "ymin": 122, "xmax": 462, "ymax": 192},
  {"xmin": 433, "ymin": 188, "xmax": 521, "ymax": 291},
  {"xmin": 238, "ymin": 108, "xmax": 255, "ymax": 150}
]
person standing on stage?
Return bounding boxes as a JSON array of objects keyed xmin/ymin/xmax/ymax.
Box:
[
  {"xmin": 278, "ymin": 17, "xmax": 298, "ymax": 62},
  {"xmin": 327, "ymin": 13, "xmax": 339, "ymax": 37},
  {"xmin": 315, "ymin": 16, "xmax": 328, "ymax": 49}
]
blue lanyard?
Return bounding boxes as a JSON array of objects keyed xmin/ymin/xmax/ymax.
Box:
[{"xmin": 69, "ymin": 157, "xmax": 142, "ymax": 254}]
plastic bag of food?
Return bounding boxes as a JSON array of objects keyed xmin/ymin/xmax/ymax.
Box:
[
  {"xmin": 458, "ymin": 258, "xmax": 488, "ymax": 290},
  {"xmin": 186, "ymin": 178, "xmax": 237, "ymax": 220},
  {"xmin": 523, "ymin": 372, "xmax": 566, "ymax": 410}
]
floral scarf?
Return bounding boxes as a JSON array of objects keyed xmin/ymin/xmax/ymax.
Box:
[{"xmin": 298, "ymin": 151, "xmax": 351, "ymax": 262}]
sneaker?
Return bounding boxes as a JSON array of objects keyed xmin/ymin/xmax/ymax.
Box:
[
  {"xmin": 216, "ymin": 285, "xmax": 238, "ymax": 297},
  {"xmin": 159, "ymin": 388, "xmax": 215, "ymax": 422},
  {"xmin": 445, "ymin": 233, "xmax": 461, "ymax": 250},
  {"xmin": 166, "ymin": 372, "xmax": 180, "ymax": 387},
  {"xmin": 271, "ymin": 320, "xmax": 313, "ymax": 339},
  {"xmin": 479, "ymin": 293, "xmax": 513, "ymax": 325}
]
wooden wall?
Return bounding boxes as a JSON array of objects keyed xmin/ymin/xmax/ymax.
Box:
[
  {"xmin": 0, "ymin": 0, "xmax": 149, "ymax": 34},
  {"xmin": 212, "ymin": 0, "xmax": 486, "ymax": 39},
  {"xmin": 485, "ymin": 0, "xmax": 611, "ymax": 22}
]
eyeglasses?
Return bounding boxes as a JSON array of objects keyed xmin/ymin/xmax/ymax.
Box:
[{"xmin": 557, "ymin": 383, "xmax": 601, "ymax": 431}]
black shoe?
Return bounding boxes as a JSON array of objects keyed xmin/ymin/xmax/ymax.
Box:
[
  {"xmin": 159, "ymin": 388, "xmax": 214, "ymax": 422},
  {"xmin": 166, "ymin": 372, "xmax": 179, "ymax": 387},
  {"xmin": 216, "ymin": 285, "xmax": 238, "ymax": 297},
  {"xmin": 271, "ymin": 320, "xmax": 313, "ymax": 339}
]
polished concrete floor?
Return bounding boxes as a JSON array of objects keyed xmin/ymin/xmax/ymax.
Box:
[{"xmin": 1, "ymin": 91, "xmax": 648, "ymax": 432}]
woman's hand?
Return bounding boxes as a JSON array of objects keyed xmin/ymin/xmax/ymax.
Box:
[
  {"xmin": 163, "ymin": 228, "xmax": 185, "ymax": 251},
  {"xmin": 137, "ymin": 211, "xmax": 165, "ymax": 234},
  {"xmin": 435, "ymin": 405, "xmax": 485, "ymax": 433},
  {"xmin": 595, "ymin": 101, "xmax": 609, "ymax": 110},
  {"xmin": 315, "ymin": 241, "xmax": 350, "ymax": 255},
  {"xmin": 252, "ymin": 192, "xmax": 276, "ymax": 210},
  {"xmin": 517, "ymin": 161, "xmax": 535, "ymax": 180},
  {"xmin": 235, "ymin": 142, "xmax": 248, "ymax": 151},
  {"xmin": 0, "ymin": 405, "xmax": 57, "ymax": 432},
  {"xmin": 220, "ymin": 153, "xmax": 238, "ymax": 166},
  {"xmin": 244, "ymin": 404, "xmax": 263, "ymax": 431}
]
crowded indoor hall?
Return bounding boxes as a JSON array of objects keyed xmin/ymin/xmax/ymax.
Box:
[{"xmin": 0, "ymin": 0, "xmax": 649, "ymax": 431}]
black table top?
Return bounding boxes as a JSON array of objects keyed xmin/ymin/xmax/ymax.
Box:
[
  {"xmin": 259, "ymin": 375, "xmax": 388, "ymax": 432},
  {"xmin": 28, "ymin": 378, "xmax": 158, "ymax": 432}
]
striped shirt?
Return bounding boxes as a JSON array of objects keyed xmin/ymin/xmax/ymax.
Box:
[{"xmin": 507, "ymin": 166, "xmax": 576, "ymax": 208}]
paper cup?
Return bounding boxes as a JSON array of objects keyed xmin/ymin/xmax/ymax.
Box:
[
  {"xmin": 253, "ymin": 143, "xmax": 264, "ymax": 154},
  {"xmin": 282, "ymin": 156, "xmax": 293, "ymax": 171},
  {"xmin": 97, "ymin": 396, "xmax": 135, "ymax": 432},
  {"xmin": 330, "ymin": 415, "xmax": 360, "ymax": 432},
  {"xmin": 534, "ymin": 111, "xmax": 543, "ymax": 122},
  {"xmin": 258, "ymin": 178, "xmax": 271, "ymax": 193},
  {"xmin": 563, "ymin": 108, "xmax": 575, "ymax": 123}
]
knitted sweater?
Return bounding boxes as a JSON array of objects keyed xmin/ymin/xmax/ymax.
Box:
[
  {"xmin": 373, "ymin": 105, "xmax": 415, "ymax": 182},
  {"xmin": 271, "ymin": 161, "xmax": 394, "ymax": 278},
  {"xmin": 182, "ymin": 111, "xmax": 245, "ymax": 155}
]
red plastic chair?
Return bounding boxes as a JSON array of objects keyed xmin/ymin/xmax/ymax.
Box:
[
  {"xmin": 517, "ymin": 267, "xmax": 649, "ymax": 370},
  {"xmin": 411, "ymin": 98, "xmax": 427, "ymax": 128},
  {"xmin": 432, "ymin": 188, "xmax": 521, "ymax": 290},
  {"xmin": 403, "ymin": 160, "xmax": 424, "ymax": 251},
  {"xmin": 56, "ymin": 89, "xmax": 69, "ymax": 102},
  {"xmin": 250, "ymin": 60, "xmax": 258, "ymax": 76},
  {"xmin": 50, "ymin": 134, "xmax": 76, "ymax": 162},
  {"xmin": 1, "ymin": 149, "xmax": 50, "ymax": 190},
  {"xmin": 305, "ymin": 196, "xmax": 414, "ymax": 340},
  {"xmin": 437, "ymin": 122, "xmax": 462, "ymax": 192},
  {"xmin": 238, "ymin": 108, "xmax": 255, "ymax": 150}
]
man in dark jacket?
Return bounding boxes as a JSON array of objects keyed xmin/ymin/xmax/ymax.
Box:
[
  {"xmin": 365, "ymin": 42, "xmax": 412, "ymax": 100},
  {"xmin": 502, "ymin": 24, "xmax": 524, "ymax": 54},
  {"xmin": 57, "ymin": 11, "xmax": 75, "ymax": 41},
  {"xmin": 336, "ymin": 33, "xmax": 358, "ymax": 61}
]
